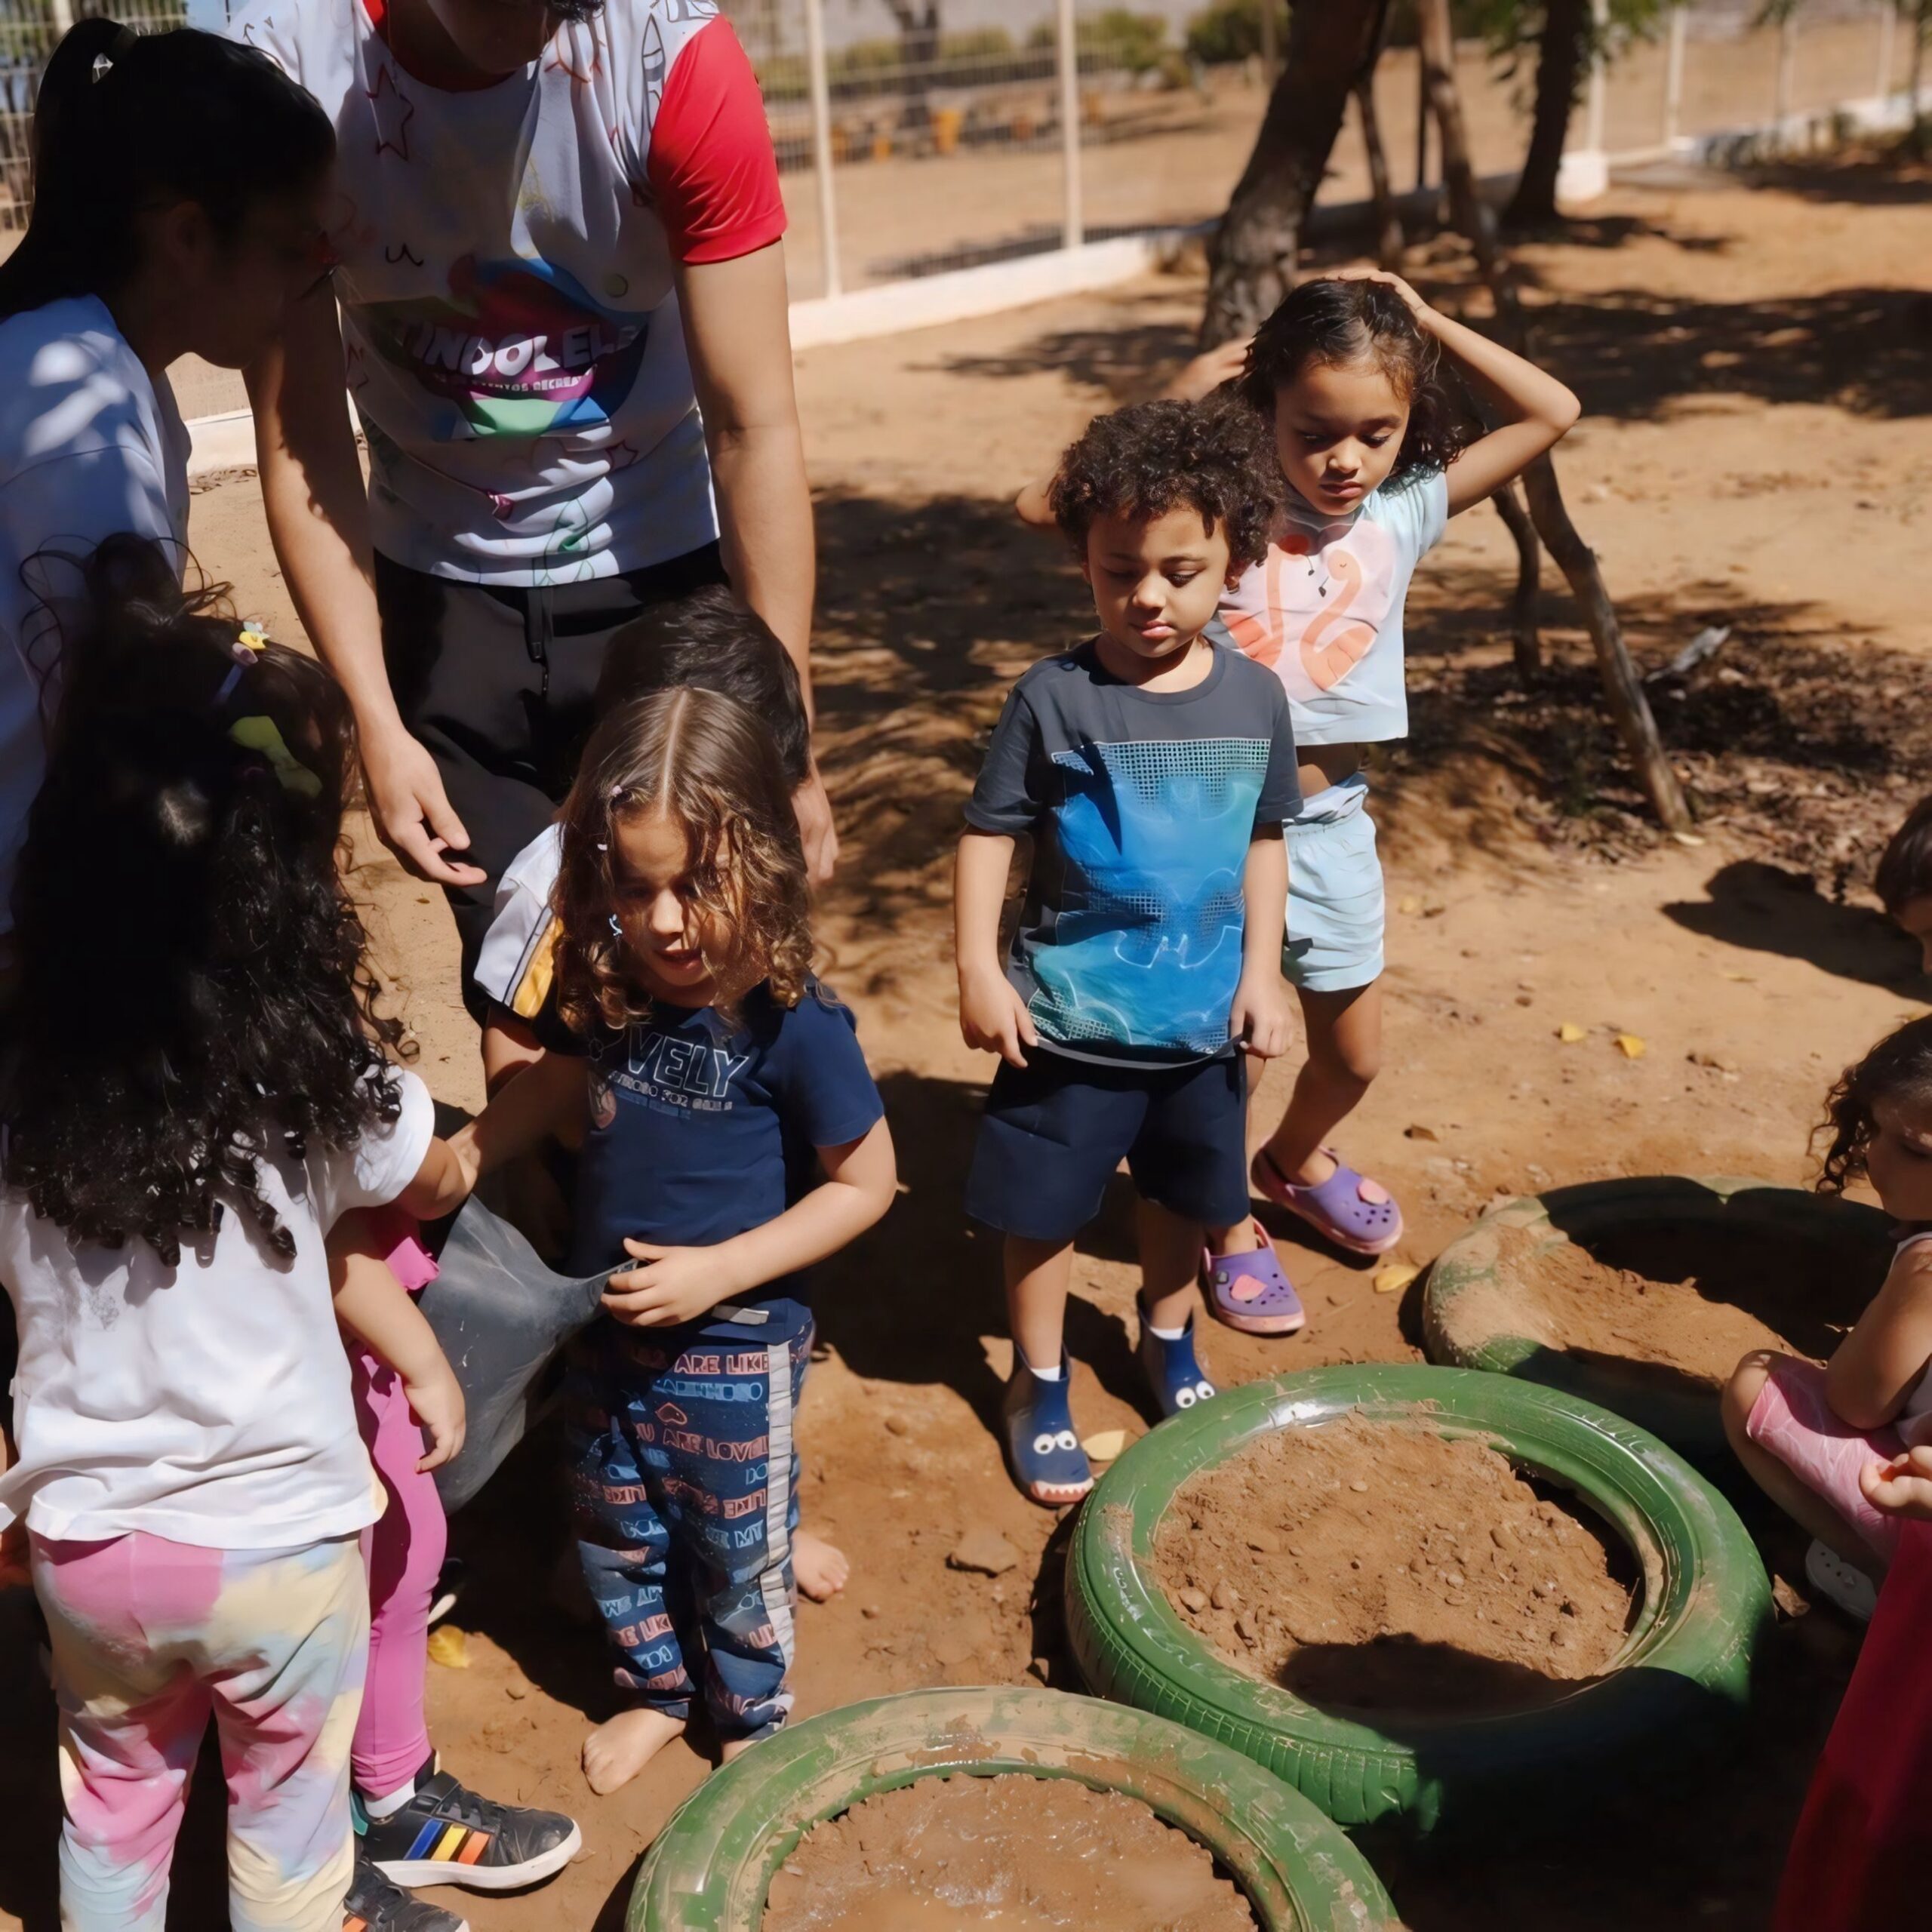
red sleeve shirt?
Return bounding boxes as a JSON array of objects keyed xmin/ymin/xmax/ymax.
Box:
[{"xmin": 648, "ymin": 16, "xmax": 786, "ymax": 266}]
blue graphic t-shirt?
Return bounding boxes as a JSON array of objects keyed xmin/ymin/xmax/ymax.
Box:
[
  {"xmin": 964, "ymin": 642, "xmax": 1300, "ymax": 1067},
  {"xmin": 568, "ymin": 980, "xmax": 884, "ymax": 1338}
]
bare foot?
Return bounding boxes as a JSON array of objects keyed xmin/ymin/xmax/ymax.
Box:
[
  {"xmin": 582, "ymin": 1707, "xmax": 685, "ymax": 1795},
  {"xmin": 793, "ymin": 1527, "xmax": 850, "ymax": 1602},
  {"xmin": 719, "ymin": 1734, "xmax": 759, "ymax": 1764}
]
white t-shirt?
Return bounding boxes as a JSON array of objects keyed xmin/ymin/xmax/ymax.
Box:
[
  {"xmin": 473, "ymin": 820, "xmax": 564, "ymax": 1022},
  {"xmin": 0, "ymin": 1068, "xmax": 435, "ymax": 1548},
  {"xmin": 0, "ymin": 296, "xmax": 188, "ymax": 934},
  {"xmin": 233, "ymin": 0, "xmax": 786, "ymax": 586},
  {"xmin": 1216, "ymin": 467, "xmax": 1449, "ymax": 747}
]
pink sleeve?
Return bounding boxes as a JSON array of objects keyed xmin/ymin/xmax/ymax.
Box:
[
  {"xmin": 362, "ymin": 1205, "xmax": 440, "ymax": 1294},
  {"xmin": 645, "ymin": 16, "xmax": 787, "ymax": 266}
]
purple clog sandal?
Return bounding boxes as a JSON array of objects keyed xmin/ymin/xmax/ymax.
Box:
[
  {"xmin": 1253, "ymin": 1146, "xmax": 1404, "ymax": 1257},
  {"xmin": 1199, "ymin": 1222, "xmax": 1306, "ymax": 1337}
]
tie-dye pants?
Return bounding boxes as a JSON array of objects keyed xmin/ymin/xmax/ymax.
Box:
[{"xmin": 31, "ymin": 1530, "xmax": 368, "ymax": 1932}]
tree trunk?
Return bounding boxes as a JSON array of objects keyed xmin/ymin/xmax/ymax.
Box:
[
  {"xmin": 1504, "ymin": 0, "xmax": 1589, "ymax": 229},
  {"xmin": 1201, "ymin": 0, "xmax": 1389, "ymax": 346},
  {"xmin": 1493, "ymin": 481, "xmax": 1544, "ymax": 680},
  {"xmin": 884, "ymin": 1, "xmax": 938, "ymax": 131},
  {"xmin": 1416, "ymin": 0, "xmax": 1694, "ymax": 833},
  {"xmin": 1355, "ymin": 70, "xmax": 1404, "ymax": 269}
]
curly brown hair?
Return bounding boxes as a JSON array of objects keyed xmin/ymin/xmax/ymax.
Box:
[
  {"xmin": 1238, "ymin": 276, "xmax": 1475, "ymax": 488},
  {"xmin": 1814, "ymin": 1016, "xmax": 1932, "ymax": 1195},
  {"xmin": 1048, "ymin": 395, "xmax": 1284, "ymax": 571},
  {"xmin": 552, "ymin": 685, "xmax": 813, "ymax": 1035},
  {"xmin": 2, "ymin": 534, "xmax": 405, "ymax": 1263}
]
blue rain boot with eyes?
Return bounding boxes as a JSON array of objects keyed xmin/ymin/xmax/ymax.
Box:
[
  {"xmin": 1001, "ymin": 1351, "xmax": 1094, "ymax": 1508},
  {"xmin": 1137, "ymin": 1303, "xmax": 1217, "ymax": 1420}
]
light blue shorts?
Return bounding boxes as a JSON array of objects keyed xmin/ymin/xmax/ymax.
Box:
[{"xmin": 1282, "ymin": 773, "xmax": 1385, "ymax": 994}]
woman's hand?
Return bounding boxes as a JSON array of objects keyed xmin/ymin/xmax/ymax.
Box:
[
  {"xmin": 361, "ymin": 724, "xmax": 488, "ymax": 891},
  {"xmin": 959, "ymin": 966, "xmax": 1038, "ymax": 1069},
  {"xmin": 405, "ymin": 1358, "xmax": 467, "ymax": 1474},
  {"xmin": 1322, "ymin": 265, "xmax": 1431, "ymax": 322},
  {"xmin": 604, "ymin": 1240, "xmax": 739, "ymax": 1327}
]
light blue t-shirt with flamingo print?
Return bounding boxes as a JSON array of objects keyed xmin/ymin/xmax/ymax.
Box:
[{"xmin": 1213, "ymin": 467, "xmax": 1448, "ymax": 748}]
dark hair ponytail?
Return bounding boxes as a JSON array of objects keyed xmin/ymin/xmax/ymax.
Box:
[{"xmin": 0, "ymin": 21, "xmax": 334, "ymax": 322}]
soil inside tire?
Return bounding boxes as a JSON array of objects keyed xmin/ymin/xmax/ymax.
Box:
[
  {"xmin": 1444, "ymin": 1220, "xmax": 1876, "ymax": 1396},
  {"xmin": 1153, "ymin": 1412, "xmax": 1638, "ymax": 1718},
  {"xmin": 760, "ymin": 1774, "xmax": 1258, "ymax": 1931}
]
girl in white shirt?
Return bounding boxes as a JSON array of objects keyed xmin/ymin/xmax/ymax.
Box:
[
  {"xmin": 0, "ymin": 538, "xmax": 471, "ymax": 1932},
  {"xmin": 0, "ymin": 16, "xmax": 334, "ymax": 944}
]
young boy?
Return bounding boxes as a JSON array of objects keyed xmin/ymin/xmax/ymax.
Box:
[{"xmin": 957, "ymin": 398, "xmax": 1306, "ymax": 1507}]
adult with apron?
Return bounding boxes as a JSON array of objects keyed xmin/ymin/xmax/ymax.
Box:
[{"xmin": 235, "ymin": 0, "xmax": 832, "ymax": 1029}]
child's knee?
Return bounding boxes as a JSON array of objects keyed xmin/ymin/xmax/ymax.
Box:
[
  {"xmin": 1309, "ymin": 1027, "xmax": 1380, "ymax": 1091},
  {"xmin": 1721, "ymin": 1349, "xmax": 1780, "ymax": 1443}
]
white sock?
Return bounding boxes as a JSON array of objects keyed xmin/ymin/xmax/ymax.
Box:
[
  {"xmin": 1020, "ymin": 1353, "xmax": 1063, "ymax": 1381},
  {"xmin": 361, "ymin": 1777, "xmax": 417, "ymax": 1820},
  {"xmin": 1146, "ymin": 1321, "xmax": 1187, "ymax": 1342}
]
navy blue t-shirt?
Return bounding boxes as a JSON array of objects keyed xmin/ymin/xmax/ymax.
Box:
[{"xmin": 568, "ymin": 979, "xmax": 884, "ymax": 1337}]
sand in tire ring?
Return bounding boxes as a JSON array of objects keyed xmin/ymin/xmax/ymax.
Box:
[
  {"xmin": 1154, "ymin": 1411, "xmax": 1637, "ymax": 1716},
  {"xmin": 762, "ymin": 1772, "xmax": 1258, "ymax": 1931}
]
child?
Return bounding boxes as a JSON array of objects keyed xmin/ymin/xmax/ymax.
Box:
[
  {"xmin": 1875, "ymin": 795, "xmax": 1932, "ymax": 973},
  {"xmin": 449, "ymin": 686, "xmax": 896, "ymax": 1795},
  {"xmin": 0, "ymin": 540, "xmax": 471, "ymax": 1932},
  {"xmin": 961, "ymin": 398, "xmax": 1304, "ymax": 1509},
  {"xmin": 1723, "ymin": 1015, "xmax": 1932, "ymax": 1622},
  {"xmin": 1020, "ymin": 271, "xmax": 1579, "ymax": 1277},
  {"xmin": 0, "ymin": 18, "xmax": 333, "ymax": 952},
  {"xmin": 466, "ymin": 586, "xmax": 848, "ymax": 1603}
]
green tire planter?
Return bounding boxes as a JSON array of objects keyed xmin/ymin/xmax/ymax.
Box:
[
  {"xmin": 1423, "ymin": 1175, "xmax": 1893, "ymax": 1457},
  {"xmin": 1063, "ymin": 1364, "xmax": 1770, "ymax": 1832},
  {"xmin": 627, "ymin": 1684, "xmax": 1399, "ymax": 1931}
]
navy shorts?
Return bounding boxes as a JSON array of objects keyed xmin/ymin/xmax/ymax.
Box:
[{"xmin": 966, "ymin": 1049, "xmax": 1251, "ymax": 1244}]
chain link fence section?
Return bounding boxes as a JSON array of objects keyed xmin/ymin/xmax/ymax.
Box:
[{"xmin": 0, "ymin": 0, "xmax": 187, "ymax": 231}]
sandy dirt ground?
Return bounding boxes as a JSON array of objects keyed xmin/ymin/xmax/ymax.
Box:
[{"xmin": 2, "ymin": 152, "xmax": 1929, "ymax": 1928}]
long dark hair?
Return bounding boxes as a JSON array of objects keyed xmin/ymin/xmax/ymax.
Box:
[
  {"xmin": 1816, "ymin": 1016, "xmax": 1932, "ymax": 1195},
  {"xmin": 0, "ymin": 20, "xmax": 334, "ymax": 322},
  {"xmin": 1239, "ymin": 276, "xmax": 1474, "ymax": 487},
  {"xmin": 553, "ymin": 686, "xmax": 813, "ymax": 1035},
  {"xmin": 1, "ymin": 536, "xmax": 406, "ymax": 1263}
]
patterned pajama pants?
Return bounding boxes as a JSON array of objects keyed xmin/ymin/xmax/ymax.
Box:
[
  {"xmin": 31, "ymin": 1531, "xmax": 368, "ymax": 1932},
  {"xmin": 569, "ymin": 1316, "xmax": 808, "ymax": 1743}
]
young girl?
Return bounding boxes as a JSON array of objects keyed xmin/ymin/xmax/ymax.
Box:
[
  {"xmin": 452, "ymin": 686, "xmax": 896, "ymax": 1796},
  {"xmin": 0, "ymin": 540, "xmax": 469, "ymax": 1932},
  {"xmin": 0, "ymin": 17, "xmax": 333, "ymax": 950},
  {"xmin": 1724, "ymin": 1016, "xmax": 1932, "ymax": 1623},
  {"xmin": 1021, "ymin": 271, "xmax": 1579, "ymax": 1302}
]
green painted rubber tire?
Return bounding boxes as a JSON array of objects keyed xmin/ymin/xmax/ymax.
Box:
[
  {"xmin": 626, "ymin": 1684, "xmax": 1400, "ymax": 1931},
  {"xmin": 1063, "ymin": 1364, "xmax": 1770, "ymax": 1831},
  {"xmin": 1423, "ymin": 1175, "xmax": 1893, "ymax": 1457}
]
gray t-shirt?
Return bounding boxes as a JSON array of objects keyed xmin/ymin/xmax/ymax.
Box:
[{"xmin": 964, "ymin": 640, "xmax": 1300, "ymax": 1067}]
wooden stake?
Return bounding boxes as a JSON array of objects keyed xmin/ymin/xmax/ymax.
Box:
[
  {"xmin": 1493, "ymin": 480, "xmax": 1544, "ymax": 681},
  {"xmin": 1414, "ymin": 0, "xmax": 1693, "ymax": 832}
]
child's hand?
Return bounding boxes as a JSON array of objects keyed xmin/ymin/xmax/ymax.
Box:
[
  {"xmin": 605, "ymin": 1240, "xmax": 737, "ymax": 1327},
  {"xmin": 1861, "ymin": 1445, "xmax": 1932, "ymax": 1520},
  {"xmin": 405, "ymin": 1360, "xmax": 467, "ymax": 1474},
  {"xmin": 1162, "ymin": 336, "xmax": 1251, "ymax": 403},
  {"xmin": 959, "ymin": 968, "xmax": 1038, "ymax": 1069},
  {"xmin": 1324, "ymin": 265, "xmax": 1429, "ymax": 321},
  {"xmin": 1229, "ymin": 971, "xmax": 1294, "ymax": 1059}
]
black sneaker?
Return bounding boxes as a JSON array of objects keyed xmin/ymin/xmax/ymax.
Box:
[
  {"xmin": 343, "ymin": 1850, "xmax": 470, "ymax": 1932},
  {"xmin": 356, "ymin": 1758, "xmax": 581, "ymax": 1893}
]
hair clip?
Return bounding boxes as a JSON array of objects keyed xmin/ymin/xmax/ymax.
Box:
[
  {"xmin": 229, "ymin": 715, "xmax": 323, "ymax": 799},
  {"xmin": 608, "ymin": 913, "xmax": 623, "ymax": 937},
  {"xmin": 236, "ymin": 626, "xmax": 270, "ymax": 654},
  {"xmin": 595, "ymin": 841, "xmax": 608, "ymax": 852}
]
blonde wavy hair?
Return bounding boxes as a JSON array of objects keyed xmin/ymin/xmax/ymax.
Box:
[{"xmin": 554, "ymin": 685, "xmax": 814, "ymax": 1033}]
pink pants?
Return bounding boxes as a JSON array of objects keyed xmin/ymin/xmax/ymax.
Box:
[
  {"xmin": 348, "ymin": 1219, "xmax": 447, "ymax": 1800},
  {"xmin": 1746, "ymin": 1354, "xmax": 1905, "ymax": 1559}
]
